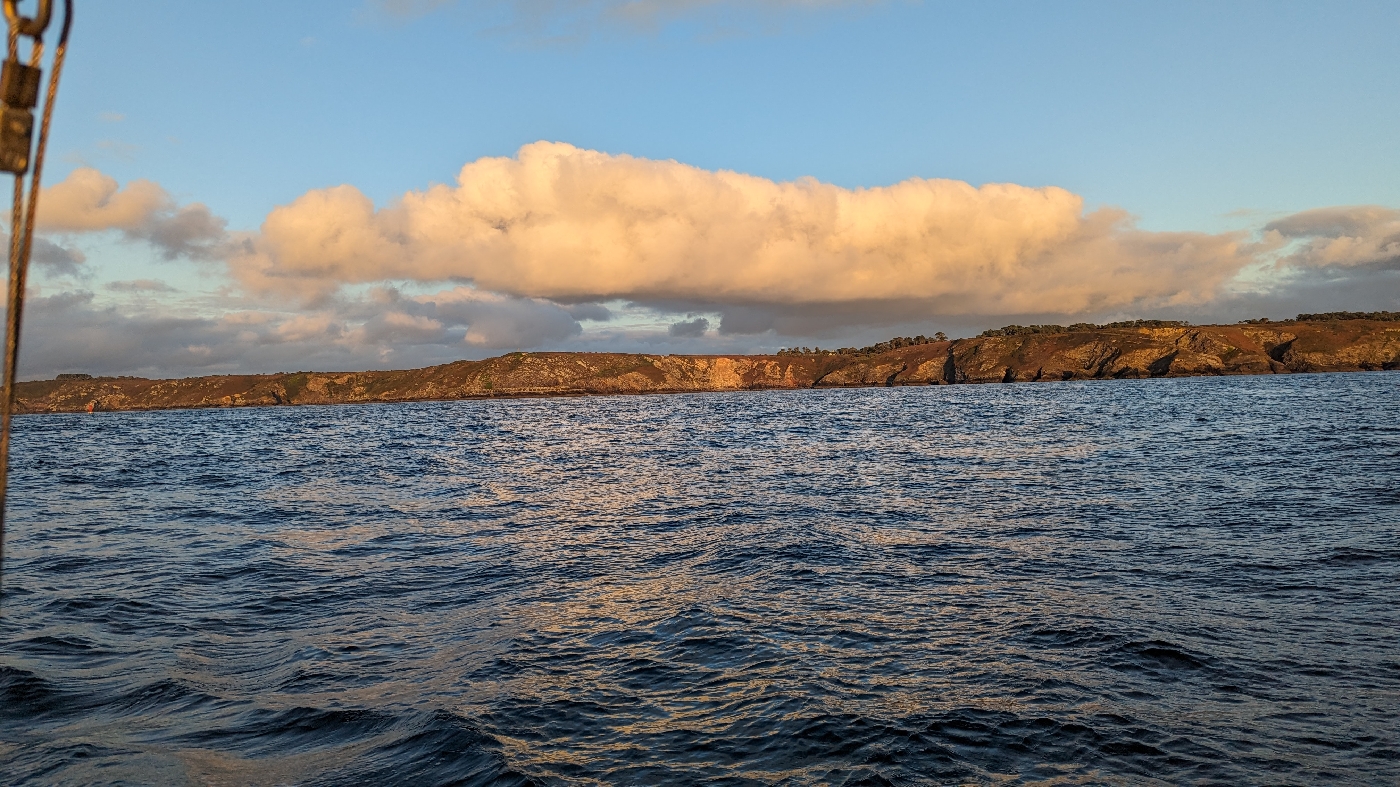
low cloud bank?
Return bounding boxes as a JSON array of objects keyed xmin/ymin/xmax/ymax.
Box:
[{"xmin": 17, "ymin": 285, "xmax": 585, "ymax": 379}]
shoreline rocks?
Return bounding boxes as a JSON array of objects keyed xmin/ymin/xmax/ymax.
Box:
[{"xmin": 16, "ymin": 320, "xmax": 1400, "ymax": 415}]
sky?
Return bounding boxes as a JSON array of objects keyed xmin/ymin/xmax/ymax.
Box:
[{"xmin": 11, "ymin": 0, "xmax": 1400, "ymax": 378}]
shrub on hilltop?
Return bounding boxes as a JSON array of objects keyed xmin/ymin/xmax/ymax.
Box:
[
  {"xmin": 1295, "ymin": 311, "xmax": 1400, "ymax": 322},
  {"xmin": 776, "ymin": 332, "xmax": 950, "ymax": 357},
  {"xmin": 771, "ymin": 312, "xmax": 1398, "ymax": 358},
  {"xmin": 978, "ymin": 319, "xmax": 1187, "ymax": 338},
  {"xmin": 1239, "ymin": 312, "xmax": 1400, "ymax": 324}
]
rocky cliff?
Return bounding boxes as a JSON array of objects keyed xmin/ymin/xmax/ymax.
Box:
[{"xmin": 16, "ymin": 319, "xmax": 1400, "ymax": 414}]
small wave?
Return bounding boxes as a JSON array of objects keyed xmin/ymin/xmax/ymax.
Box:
[
  {"xmin": 1016, "ymin": 624, "xmax": 1119, "ymax": 650},
  {"xmin": 1318, "ymin": 548, "xmax": 1396, "ymax": 566},
  {"xmin": 308, "ymin": 710, "xmax": 533, "ymax": 787},
  {"xmin": 14, "ymin": 633, "xmax": 112, "ymax": 656},
  {"xmin": 1107, "ymin": 640, "xmax": 1215, "ymax": 677},
  {"xmin": 111, "ymin": 678, "xmax": 221, "ymax": 716},
  {"xmin": 3, "ymin": 375, "xmax": 1398, "ymax": 783},
  {"xmin": 0, "ymin": 666, "xmax": 84, "ymax": 720}
]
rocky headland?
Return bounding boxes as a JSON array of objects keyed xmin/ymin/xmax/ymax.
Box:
[{"xmin": 16, "ymin": 316, "xmax": 1400, "ymax": 414}]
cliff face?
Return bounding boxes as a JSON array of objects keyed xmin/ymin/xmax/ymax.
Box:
[{"xmin": 15, "ymin": 320, "xmax": 1400, "ymax": 414}]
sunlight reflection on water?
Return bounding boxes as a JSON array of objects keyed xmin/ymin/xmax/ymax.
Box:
[{"xmin": 2, "ymin": 373, "xmax": 1399, "ymax": 784}]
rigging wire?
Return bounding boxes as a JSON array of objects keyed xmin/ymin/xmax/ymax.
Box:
[{"xmin": 0, "ymin": 0, "xmax": 71, "ymax": 595}]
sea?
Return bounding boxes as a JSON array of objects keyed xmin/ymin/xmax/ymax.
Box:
[{"xmin": 1, "ymin": 372, "xmax": 1397, "ymax": 785}]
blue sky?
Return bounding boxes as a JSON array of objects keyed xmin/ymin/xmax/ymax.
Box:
[{"xmin": 16, "ymin": 0, "xmax": 1400, "ymax": 377}]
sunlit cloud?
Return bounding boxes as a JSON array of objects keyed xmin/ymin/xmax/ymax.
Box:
[
  {"xmin": 1265, "ymin": 206, "xmax": 1400, "ymax": 270},
  {"xmin": 230, "ymin": 141, "xmax": 1260, "ymax": 319},
  {"xmin": 38, "ymin": 167, "xmax": 228, "ymax": 260}
]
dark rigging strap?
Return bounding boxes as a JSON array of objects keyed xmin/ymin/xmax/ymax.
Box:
[{"xmin": 0, "ymin": 0, "xmax": 72, "ymax": 595}]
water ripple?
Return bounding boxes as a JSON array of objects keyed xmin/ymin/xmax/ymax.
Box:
[{"xmin": 2, "ymin": 373, "xmax": 1398, "ymax": 784}]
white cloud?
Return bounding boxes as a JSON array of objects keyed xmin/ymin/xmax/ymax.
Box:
[
  {"xmin": 229, "ymin": 141, "xmax": 1259, "ymax": 319},
  {"xmin": 38, "ymin": 168, "xmax": 228, "ymax": 259},
  {"xmin": 1265, "ymin": 206, "xmax": 1400, "ymax": 270}
]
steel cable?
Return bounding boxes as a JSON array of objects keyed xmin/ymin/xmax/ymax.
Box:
[{"xmin": 0, "ymin": 0, "xmax": 71, "ymax": 594}]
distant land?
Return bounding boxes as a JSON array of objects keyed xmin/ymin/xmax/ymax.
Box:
[{"xmin": 17, "ymin": 314, "xmax": 1400, "ymax": 414}]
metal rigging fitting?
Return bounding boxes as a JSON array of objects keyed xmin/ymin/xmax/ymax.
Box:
[
  {"xmin": 0, "ymin": 1, "xmax": 50, "ymax": 174},
  {"xmin": 0, "ymin": 0, "xmax": 71, "ymax": 593},
  {"xmin": 3, "ymin": 0, "xmax": 51, "ymax": 38}
]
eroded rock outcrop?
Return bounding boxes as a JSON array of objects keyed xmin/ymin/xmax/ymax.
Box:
[{"xmin": 16, "ymin": 320, "xmax": 1399, "ymax": 414}]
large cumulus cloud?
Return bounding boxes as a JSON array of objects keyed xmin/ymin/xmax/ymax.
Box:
[{"xmin": 230, "ymin": 141, "xmax": 1258, "ymax": 319}]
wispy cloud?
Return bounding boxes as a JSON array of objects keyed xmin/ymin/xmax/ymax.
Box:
[
  {"xmin": 367, "ymin": 0, "xmax": 453, "ymax": 19},
  {"xmin": 106, "ymin": 279, "xmax": 177, "ymax": 294},
  {"xmin": 362, "ymin": 0, "xmax": 879, "ymax": 40},
  {"xmin": 95, "ymin": 139, "xmax": 139, "ymax": 160}
]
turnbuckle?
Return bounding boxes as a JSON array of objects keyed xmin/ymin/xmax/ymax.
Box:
[{"xmin": 0, "ymin": 0, "xmax": 53, "ymax": 174}]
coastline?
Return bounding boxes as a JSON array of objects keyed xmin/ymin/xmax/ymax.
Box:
[{"xmin": 17, "ymin": 320, "xmax": 1400, "ymax": 415}]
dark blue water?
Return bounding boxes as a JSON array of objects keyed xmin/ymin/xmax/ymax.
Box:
[{"xmin": 2, "ymin": 373, "xmax": 1398, "ymax": 785}]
